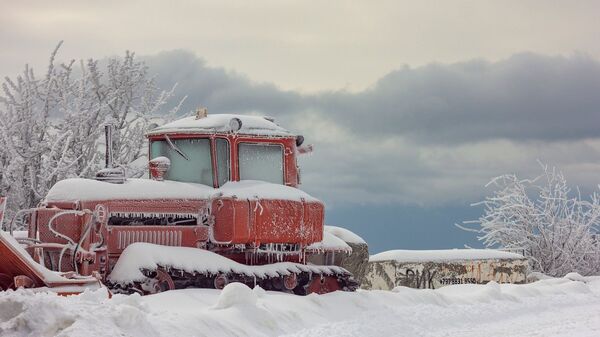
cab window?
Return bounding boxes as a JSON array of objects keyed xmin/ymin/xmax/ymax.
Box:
[
  {"xmin": 215, "ymin": 138, "xmax": 230, "ymax": 187},
  {"xmin": 150, "ymin": 138, "xmax": 213, "ymax": 186},
  {"xmin": 238, "ymin": 143, "xmax": 283, "ymax": 184}
]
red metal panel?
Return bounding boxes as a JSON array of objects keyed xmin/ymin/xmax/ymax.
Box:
[
  {"xmin": 210, "ymin": 197, "xmax": 324, "ymax": 245},
  {"xmin": 254, "ymin": 199, "xmax": 304, "ymax": 243},
  {"xmin": 212, "ymin": 199, "xmax": 235, "ymax": 243},
  {"xmin": 211, "ymin": 197, "xmax": 324, "ymax": 245},
  {"xmin": 0, "ymin": 235, "xmax": 45, "ymax": 288},
  {"xmin": 303, "ymin": 201, "xmax": 324, "ymax": 244},
  {"xmin": 232, "ymin": 199, "xmax": 251, "ymax": 242},
  {"xmin": 36, "ymin": 209, "xmax": 90, "ymax": 273},
  {"xmin": 212, "ymin": 199, "xmax": 251, "ymax": 244},
  {"xmin": 0, "ymin": 232, "xmax": 99, "ymax": 291},
  {"xmin": 36, "ymin": 209, "xmax": 84, "ymax": 246}
]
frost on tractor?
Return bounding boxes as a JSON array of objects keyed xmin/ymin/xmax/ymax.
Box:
[{"xmin": 0, "ymin": 111, "xmax": 358, "ymax": 295}]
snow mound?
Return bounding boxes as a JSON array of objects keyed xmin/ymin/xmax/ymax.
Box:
[
  {"xmin": 370, "ymin": 248, "xmax": 524, "ymax": 263},
  {"xmin": 213, "ymin": 283, "xmax": 257, "ymax": 309},
  {"xmin": 0, "ymin": 289, "xmax": 153, "ymax": 337},
  {"xmin": 564, "ymin": 272, "xmax": 586, "ymax": 282},
  {"xmin": 528, "ymin": 271, "xmax": 554, "ymax": 282},
  {"xmin": 324, "ymin": 226, "xmax": 366, "ymax": 244}
]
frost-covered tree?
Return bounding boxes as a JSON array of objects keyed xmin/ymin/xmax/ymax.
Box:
[
  {"xmin": 461, "ymin": 164, "xmax": 600, "ymax": 276},
  {"xmin": 0, "ymin": 41, "xmax": 182, "ymax": 223},
  {"xmin": 0, "ymin": 43, "xmax": 72, "ymax": 216}
]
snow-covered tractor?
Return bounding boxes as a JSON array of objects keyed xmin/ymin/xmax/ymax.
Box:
[{"xmin": 0, "ymin": 110, "xmax": 358, "ymax": 295}]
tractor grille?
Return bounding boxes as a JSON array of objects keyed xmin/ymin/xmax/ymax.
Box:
[{"xmin": 117, "ymin": 230, "xmax": 182, "ymax": 249}]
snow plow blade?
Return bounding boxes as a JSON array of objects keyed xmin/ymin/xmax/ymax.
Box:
[{"xmin": 0, "ymin": 230, "xmax": 103, "ymax": 295}]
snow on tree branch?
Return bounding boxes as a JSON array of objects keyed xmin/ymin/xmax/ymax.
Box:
[
  {"xmin": 459, "ymin": 164, "xmax": 600, "ymax": 276},
  {"xmin": 0, "ymin": 43, "xmax": 183, "ymax": 225}
]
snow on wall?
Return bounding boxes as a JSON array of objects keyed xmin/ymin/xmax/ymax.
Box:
[
  {"xmin": 147, "ymin": 114, "xmax": 293, "ymax": 137},
  {"xmin": 370, "ymin": 249, "xmax": 524, "ymax": 263},
  {"xmin": 45, "ymin": 178, "xmax": 317, "ymax": 202}
]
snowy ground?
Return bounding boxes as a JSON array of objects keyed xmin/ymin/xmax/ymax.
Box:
[{"xmin": 1, "ymin": 275, "xmax": 599, "ymax": 337}]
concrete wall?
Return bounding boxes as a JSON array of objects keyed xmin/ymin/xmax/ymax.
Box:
[{"xmin": 363, "ymin": 258, "xmax": 528, "ymax": 290}]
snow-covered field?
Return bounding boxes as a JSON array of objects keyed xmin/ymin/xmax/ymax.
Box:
[{"xmin": 1, "ymin": 275, "xmax": 599, "ymax": 337}]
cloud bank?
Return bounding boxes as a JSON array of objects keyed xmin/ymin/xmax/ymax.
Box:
[{"xmin": 144, "ymin": 51, "xmax": 600, "ymax": 206}]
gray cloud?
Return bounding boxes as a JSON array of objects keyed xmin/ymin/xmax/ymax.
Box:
[
  {"xmin": 144, "ymin": 51, "xmax": 306, "ymax": 115},
  {"xmin": 143, "ymin": 50, "xmax": 600, "ymax": 205},
  {"xmin": 147, "ymin": 51, "xmax": 600, "ymax": 144}
]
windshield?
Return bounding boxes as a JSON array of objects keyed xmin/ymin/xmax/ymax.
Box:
[
  {"xmin": 238, "ymin": 143, "xmax": 283, "ymax": 184},
  {"xmin": 150, "ymin": 138, "xmax": 213, "ymax": 185}
]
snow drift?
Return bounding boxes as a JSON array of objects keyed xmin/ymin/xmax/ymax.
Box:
[{"xmin": 1, "ymin": 275, "xmax": 600, "ymax": 337}]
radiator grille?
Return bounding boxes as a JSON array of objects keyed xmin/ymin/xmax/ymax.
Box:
[{"xmin": 117, "ymin": 230, "xmax": 182, "ymax": 250}]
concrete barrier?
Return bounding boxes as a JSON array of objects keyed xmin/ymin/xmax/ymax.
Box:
[{"xmin": 363, "ymin": 249, "xmax": 528, "ymax": 290}]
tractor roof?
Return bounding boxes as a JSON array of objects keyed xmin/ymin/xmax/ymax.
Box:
[{"xmin": 147, "ymin": 114, "xmax": 293, "ymax": 137}]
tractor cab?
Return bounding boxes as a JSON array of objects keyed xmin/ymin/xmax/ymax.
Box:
[{"xmin": 146, "ymin": 109, "xmax": 304, "ymax": 188}]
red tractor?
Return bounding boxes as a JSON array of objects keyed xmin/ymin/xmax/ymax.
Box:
[{"xmin": 0, "ymin": 110, "xmax": 357, "ymax": 295}]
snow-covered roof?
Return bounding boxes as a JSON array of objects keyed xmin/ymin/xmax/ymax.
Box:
[
  {"xmin": 45, "ymin": 178, "xmax": 317, "ymax": 202},
  {"xmin": 370, "ymin": 249, "xmax": 524, "ymax": 263},
  {"xmin": 147, "ymin": 114, "xmax": 293, "ymax": 137}
]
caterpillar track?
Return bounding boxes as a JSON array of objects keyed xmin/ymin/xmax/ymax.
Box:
[
  {"xmin": 110, "ymin": 264, "xmax": 359, "ymax": 295},
  {"xmin": 106, "ymin": 243, "xmax": 359, "ymax": 295}
]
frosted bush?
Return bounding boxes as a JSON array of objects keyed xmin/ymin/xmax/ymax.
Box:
[
  {"xmin": 0, "ymin": 42, "xmax": 183, "ymax": 225},
  {"xmin": 461, "ymin": 164, "xmax": 600, "ymax": 277}
]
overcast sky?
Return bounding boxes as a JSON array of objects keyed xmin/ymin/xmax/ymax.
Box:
[
  {"xmin": 3, "ymin": 1, "xmax": 600, "ymax": 91},
  {"xmin": 2, "ymin": 1, "xmax": 600, "ymax": 251}
]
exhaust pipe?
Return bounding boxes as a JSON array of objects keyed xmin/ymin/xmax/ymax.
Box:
[
  {"xmin": 104, "ymin": 124, "xmax": 114, "ymax": 169},
  {"xmin": 95, "ymin": 123, "xmax": 125, "ymax": 184}
]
